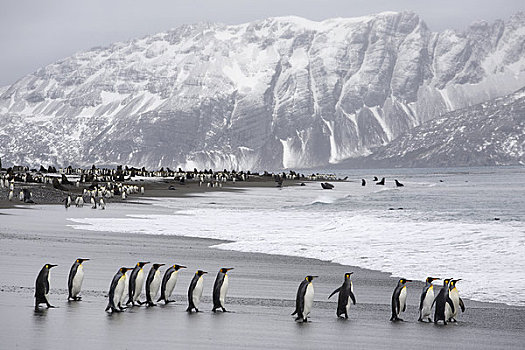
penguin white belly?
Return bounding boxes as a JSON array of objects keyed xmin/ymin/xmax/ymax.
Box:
[
  {"xmin": 45, "ymin": 274, "xmax": 51, "ymax": 302},
  {"xmin": 121, "ymin": 272, "xmax": 129, "ymax": 305},
  {"xmin": 346, "ymin": 282, "xmax": 354, "ymax": 313},
  {"xmin": 219, "ymin": 275, "xmax": 229, "ymax": 307},
  {"xmin": 192, "ymin": 277, "xmax": 204, "ymax": 308},
  {"xmin": 445, "ymin": 302, "xmax": 453, "ymax": 320},
  {"xmin": 399, "ymin": 286, "xmax": 407, "ymax": 315},
  {"xmin": 165, "ymin": 272, "xmax": 178, "ymax": 298},
  {"xmin": 150, "ymin": 270, "xmax": 161, "ymax": 299},
  {"xmin": 303, "ymin": 283, "xmax": 314, "ymax": 318},
  {"xmin": 114, "ymin": 275, "xmax": 126, "ymax": 307},
  {"xmin": 450, "ymin": 289, "xmax": 460, "ymax": 318},
  {"xmin": 71, "ymin": 265, "xmax": 84, "ymax": 297},
  {"xmin": 134, "ymin": 269, "xmax": 144, "ymax": 300},
  {"xmin": 421, "ymin": 287, "xmax": 434, "ymax": 318}
]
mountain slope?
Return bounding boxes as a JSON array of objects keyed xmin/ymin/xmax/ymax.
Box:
[{"xmin": 0, "ymin": 12, "xmax": 524, "ymax": 169}]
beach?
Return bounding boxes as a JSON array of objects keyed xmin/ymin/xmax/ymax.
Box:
[{"xmin": 0, "ymin": 188, "xmax": 524, "ymax": 349}]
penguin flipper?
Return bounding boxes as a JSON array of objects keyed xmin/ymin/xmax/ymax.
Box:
[
  {"xmin": 459, "ymin": 297, "xmax": 466, "ymax": 312},
  {"xmin": 328, "ymin": 287, "xmax": 341, "ymax": 299},
  {"xmin": 349, "ymin": 291, "xmax": 356, "ymax": 305},
  {"xmin": 291, "ymin": 310, "xmax": 297, "ymax": 316}
]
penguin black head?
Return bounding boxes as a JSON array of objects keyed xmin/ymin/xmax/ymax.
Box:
[
  {"xmin": 443, "ymin": 278, "xmax": 453, "ymax": 286},
  {"xmin": 119, "ymin": 267, "xmax": 132, "ymax": 273},
  {"xmin": 45, "ymin": 264, "xmax": 58, "ymax": 269},
  {"xmin": 174, "ymin": 265, "xmax": 186, "ymax": 270},
  {"xmin": 345, "ymin": 272, "xmax": 354, "ymax": 279},
  {"xmin": 137, "ymin": 262, "xmax": 150, "ymax": 267},
  {"xmin": 450, "ymin": 279, "xmax": 462, "ymax": 288},
  {"xmin": 220, "ymin": 267, "xmax": 234, "ymax": 273},
  {"xmin": 425, "ymin": 277, "xmax": 439, "ymax": 283},
  {"xmin": 152, "ymin": 263, "xmax": 165, "ymax": 269},
  {"xmin": 305, "ymin": 275, "xmax": 318, "ymax": 282},
  {"xmin": 196, "ymin": 270, "xmax": 207, "ymax": 276},
  {"xmin": 399, "ymin": 278, "xmax": 411, "ymax": 284},
  {"xmin": 76, "ymin": 258, "xmax": 90, "ymax": 264}
]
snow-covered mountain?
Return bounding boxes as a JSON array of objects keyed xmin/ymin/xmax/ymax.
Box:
[
  {"xmin": 0, "ymin": 11, "xmax": 524, "ymax": 170},
  {"xmin": 338, "ymin": 87, "xmax": 525, "ymax": 168}
]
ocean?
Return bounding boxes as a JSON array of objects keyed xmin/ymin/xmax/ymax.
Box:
[{"xmin": 69, "ymin": 166, "xmax": 525, "ymax": 306}]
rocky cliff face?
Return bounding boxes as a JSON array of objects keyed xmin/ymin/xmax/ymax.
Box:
[{"xmin": 0, "ymin": 12, "xmax": 524, "ymax": 169}]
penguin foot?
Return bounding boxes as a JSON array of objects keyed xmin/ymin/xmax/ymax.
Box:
[
  {"xmin": 137, "ymin": 301, "xmax": 145, "ymax": 306},
  {"xmin": 47, "ymin": 304, "xmax": 56, "ymax": 308},
  {"xmin": 427, "ymin": 318, "xmax": 432, "ymax": 323},
  {"xmin": 222, "ymin": 307, "xmax": 228, "ymax": 313},
  {"xmin": 147, "ymin": 302, "xmax": 156, "ymax": 307}
]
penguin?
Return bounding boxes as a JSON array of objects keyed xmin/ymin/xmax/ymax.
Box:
[
  {"xmin": 68, "ymin": 258, "xmax": 90, "ymax": 301},
  {"xmin": 395, "ymin": 179, "xmax": 404, "ymax": 187},
  {"xmin": 8, "ymin": 190, "xmax": 13, "ymax": 201},
  {"xmin": 64, "ymin": 194, "xmax": 72, "ymax": 209},
  {"xmin": 361, "ymin": 179, "xmax": 366, "ymax": 186},
  {"xmin": 328, "ymin": 272, "xmax": 356, "ymax": 319},
  {"xmin": 99, "ymin": 198, "xmax": 106, "ymax": 210},
  {"xmin": 106, "ymin": 267, "xmax": 132, "ymax": 313},
  {"xmin": 35, "ymin": 263, "xmax": 58, "ymax": 310},
  {"xmin": 140, "ymin": 186, "xmax": 145, "ymax": 195},
  {"xmin": 126, "ymin": 261, "xmax": 150, "ymax": 306},
  {"xmin": 448, "ymin": 279, "xmax": 466, "ymax": 322},
  {"xmin": 158, "ymin": 264, "xmax": 186, "ymax": 304},
  {"xmin": 390, "ymin": 278, "xmax": 411, "ymax": 321},
  {"xmin": 292, "ymin": 275, "xmax": 317, "ymax": 322},
  {"xmin": 145, "ymin": 263, "xmax": 165, "ymax": 307},
  {"xmin": 90, "ymin": 196, "xmax": 97, "ymax": 209},
  {"xmin": 19, "ymin": 190, "xmax": 24, "ymax": 201},
  {"xmin": 75, "ymin": 195, "xmax": 84, "ymax": 208},
  {"xmin": 433, "ymin": 278, "xmax": 455, "ymax": 325},
  {"xmin": 418, "ymin": 277, "xmax": 439, "ymax": 322},
  {"xmin": 212, "ymin": 267, "xmax": 233, "ymax": 312},
  {"xmin": 186, "ymin": 270, "xmax": 207, "ymax": 313},
  {"xmin": 376, "ymin": 177, "xmax": 385, "ymax": 185}
]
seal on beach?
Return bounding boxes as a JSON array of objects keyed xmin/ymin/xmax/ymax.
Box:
[
  {"xmin": 376, "ymin": 177, "xmax": 385, "ymax": 185},
  {"xmin": 212, "ymin": 267, "xmax": 233, "ymax": 312},
  {"xmin": 418, "ymin": 277, "xmax": 439, "ymax": 322},
  {"xmin": 433, "ymin": 278, "xmax": 455, "ymax": 325},
  {"xmin": 158, "ymin": 264, "xmax": 186, "ymax": 304},
  {"xmin": 390, "ymin": 278, "xmax": 411, "ymax": 321},
  {"xmin": 106, "ymin": 267, "xmax": 132, "ymax": 313},
  {"xmin": 328, "ymin": 272, "xmax": 356, "ymax": 319},
  {"xmin": 448, "ymin": 279, "xmax": 465, "ymax": 322},
  {"xmin": 292, "ymin": 275, "xmax": 317, "ymax": 322},
  {"xmin": 145, "ymin": 263, "xmax": 165, "ymax": 307},
  {"xmin": 127, "ymin": 262, "xmax": 150, "ymax": 306},
  {"xmin": 395, "ymin": 179, "xmax": 404, "ymax": 187},
  {"xmin": 68, "ymin": 258, "xmax": 89, "ymax": 301},
  {"xmin": 35, "ymin": 263, "xmax": 58, "ymax": 310},
  {"xmin": 321, "ymin": 182, "xmax": 334, "ymax": 189},
  {"xmin": 187, "ymin": 270, "xmax": 207, "ymax": 313}
]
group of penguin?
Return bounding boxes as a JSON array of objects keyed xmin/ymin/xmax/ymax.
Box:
[
  {"xmin": 35, "ymin": 261, "xmax": 465, "ymax": 325},
  {"xmin": 34, "ymin": 260, "xmax": 233, "ymax": 315}
]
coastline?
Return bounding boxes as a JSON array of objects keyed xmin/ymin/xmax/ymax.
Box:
[{"xmin": 0, "ymin": 197, "xmax": 524, "ymax": 349}]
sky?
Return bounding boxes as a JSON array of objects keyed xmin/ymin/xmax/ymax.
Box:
[{"xmin": 0, "ymin": 0, "xmax": 523, "ymax": 86}]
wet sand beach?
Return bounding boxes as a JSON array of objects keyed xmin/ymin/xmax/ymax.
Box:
[{"xmin": 0, "ymin": 199, "xmax": 524, "ymax": 349}]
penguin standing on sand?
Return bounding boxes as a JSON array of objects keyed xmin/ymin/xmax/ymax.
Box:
[
  {"xmin": 127, "ymin": 262, "xmax": 150, "ymax": 306},
  {"xmin": 212, "ymin": 267, "xmax": 233, "ymax": 312},
  {"xmin": 448, "ymin": 279, "xmax": 465, "ymax": 322},
  {"xmin": 433, "ymin": 278, "xmax": 455, "ymax": 325},
  {"xmin": 390, "ymin": 278, "xmax": 411, "ymax": 321},
  {"xmin": 68, "ymin": 258, "xmax": 89, "ymax": 301},
  {"xmin": 75, "ymin": 195, "xmax": 84, "ymax": 208},
  {"xmin": 145, "ymin": 263, "xmax": 165, "ymax": 306},
  {"xmin": 90, "ymin": 196, "xmax": 97, "ymax": 209},
  {"xmin": 292, "ymin": 275, "xmax": 317, "ymax": 322},
  {"xmin": 418, "ymin": 277, "xmax": 439, "ymax": 322},
  {"xmin": 158, "ymin": 264, "xmax": 186, "ymax": 304},
  {"xmin": 99, "ymin": 198, "xmax": 106, "ymax": 210},
  {"xmin": 328, "ymin": 272, "xmax": 356, "ymax": 319},
  {"xmin": 8, "ymin": 190, "xmax": 13, "ymax": 201},
  {"xmin": 187, "ymin": 270, "xmax": 207, "ymax": 313},
  {"xmin": 64, "ymin": 194, "xmax": 72, "ymax": 209},
  {"xmin": 35, "ymin": 263, "xmax": 58, "ymax": 310},
  {"xmin": 106, "ymin": 267, "xmax": 132, "ymax": 313}
]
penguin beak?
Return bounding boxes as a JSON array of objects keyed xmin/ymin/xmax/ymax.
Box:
[
  {"xmin": 405, "ymin": 279, "xmax": 412, "ymax": 282},
  {"xmin": 202, "ymin": 271, "xmax": 208, "ymax": 274},
  {"xmin": 49, "ymin": 264, "xmax": 58, "ymax": 268},
  {"xmin": 159, "ymin": 264, "xmax": 165, "ymax": 267},
  {"xmin": 226, "ymin": 268, "xmax": 234, "ymax": 271}
]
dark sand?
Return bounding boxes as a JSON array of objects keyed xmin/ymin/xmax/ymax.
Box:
[{"xmin": 0, "ymin": 200, "xmax": 524, "ymax": 349}]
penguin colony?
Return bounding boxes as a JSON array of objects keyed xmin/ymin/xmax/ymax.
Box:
[{"xmin": 35, "ymin": 260, "xmax": 465, "ymax": 324}]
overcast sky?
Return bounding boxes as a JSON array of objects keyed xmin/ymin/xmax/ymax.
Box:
[{"xmin": 1, "ymin": 0, "xmax": 523, "ymax": 86}]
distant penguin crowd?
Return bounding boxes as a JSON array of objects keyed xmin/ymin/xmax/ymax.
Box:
[{"xmin": 34, "ymin": 261, "xmax": 465, "ymax": 325}]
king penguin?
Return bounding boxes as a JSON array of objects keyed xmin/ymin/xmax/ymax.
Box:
[
  {"xmin": 292, "ymin": 275, "xmax": 317, "ymax": 322},
  {"xmin": 127, "ymin": 261, "xmax": 150, "ymax": 306},
  {"xmin": 212, "ymin": 267, "xmax": 233, "ymax": 312},
  {"xmin": 106, "ymin": 267, "xmax": 132, "ymax": 313},
  {"xmin": 158, "ymin": 264, "xmax": 186, "ymax": 304},
  {"xmin": 390, "ymin": 278, "xmax": 411, "ymax": 321},
  {"xmin": 68, "ymin": 258, "xmax": 89, "ymax": 301},
  {"xmin": 145, "ymin": 263, "xmax": 165, "ymax": 307},
  {"xmin": 35, "ymin": 263, "xmax": 58, "ymax": 310},
  {"xmin": 328, "ymin": 272, "xmax": 356, "ymax": 319},
  {"xmin": 418, "ymin": 277, "xmax": 439, "ymax": 322},
  {"xmin": 433, "ymin": 278, "xmax": 455, "ymax": 325},
  {"xmin": 448, "ymin": 279, "xmax": 465, "ymax": 322},
  {"xmin": 187, "ymin": 270, "xmax": 207, "ymax": 313}
]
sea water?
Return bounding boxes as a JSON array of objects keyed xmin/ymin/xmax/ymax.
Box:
[{"xmin": 69, "ymin": 167, "xmax": 525, "ymax": 306}]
